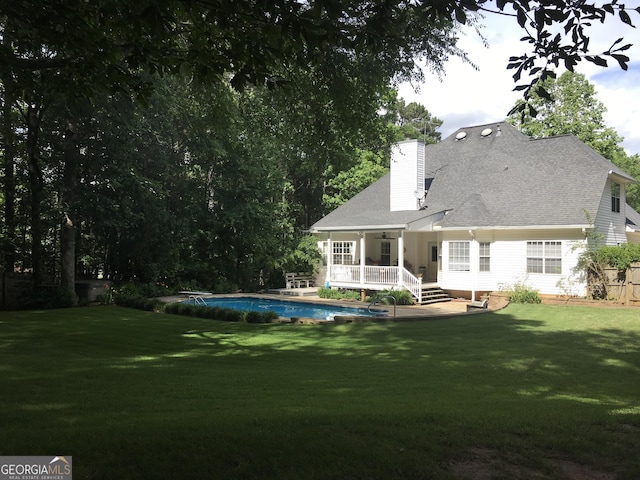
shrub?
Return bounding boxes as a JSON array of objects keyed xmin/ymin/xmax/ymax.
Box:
[
  {"xmin": 112, "ymin": 281, "xmax": 174, "ymax": 299},
  {"xmin": 318, "ymin": 287, "xmax": 361, "ymax": 301},
  {"xmin": 217, "ymin": 307, "xmax": 244, "ymax": 322},
  {"xmin": 246, "ymin": 310, "xmax": 278, "ymax": 324},
  {"xmin": 165, "ymin": 302, "xmax": 192, "ymax": 316},
  {"xmin": 165, "ymin": 302, "xmax": 247, "ymax": 322},
  {"xmin": 377, "ymin": 289, "xmax": 414, "ymax": 305},
  {"xmin": 499, "ymin": 281, "xmax": 541, "ymax": 304},
  {"xmin": 577, "ymin": 243, "xmax": 640, "ymax": 299},
  {"xmin": 143, "ymin": 298, "xmax": 159, "ymax": 311},
  {"xmin": 167, "ymin": 302, "xmax": 186, "ymax": 315},
  {"xmin": 114, "ymin": 295, "xmax": 161, "ymax": 311},
  {"xmin": 22, "ymin": 288, "xmax": 79, "ymax": 310},
  {"xmin": 592, "ymin": 243, "xmax": 640, "ymax": 272},
  {"xmin": 96, "ymin": 289, "xmax": 114, "ymax": 305},
  {"xmin": 282, "ymin": 234, "xmax": 322, "ymax": 276}
]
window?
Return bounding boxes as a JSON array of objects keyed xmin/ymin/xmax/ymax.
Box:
[
  {"xmin": 479, "ymin": 242, "xmax": 490, "ymax": 272},
  {"xmin": 332, "ymin": 241, "xmax": 355, "ymax": 265},
  {"xmin": 544, "ymin": 242, "xmax": 562, "ymax": 273},
  {"xmin": 611, "ymin": 183, "xmax": 621, "ymax": 213},
  {"xmin": 527, "ymin": 241, "xmax": 543, "ymax": 273},
  {"xmin": 527, "ymin": 241, "xmax": 562, "ymax": 274},
  {"xmin": 449, "ymin": 241, "xmax": 470, "ymax": 271}
]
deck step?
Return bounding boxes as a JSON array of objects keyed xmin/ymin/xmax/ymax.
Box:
[
  {"xmin": 420, "ymin": 297, "xmax": 453, "ymax": 305},
  {"xmin": 422, "ymin": 291, "xmax": 449, "ymax": 297},
  {"xmin": 415, "ymin": 285, "xmax": 451, "ymax": 305}
]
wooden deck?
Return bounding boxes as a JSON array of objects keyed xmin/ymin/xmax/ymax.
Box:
[{"xmin": 267, "ymin": 287, "xmax": 319, "ymax": 297}]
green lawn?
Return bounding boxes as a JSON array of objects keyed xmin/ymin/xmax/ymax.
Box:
[{"xmin": 1, "ymin": 304, "xmax": 639, "ymax": 479}]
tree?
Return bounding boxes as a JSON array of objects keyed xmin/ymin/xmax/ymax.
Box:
[
  {"xmin": 2, "ymin": 2, "xmax": 638, "ymax": 98},
  {"xmin": 1, "ymin": 0, "xmax": 639, "ymax": 297},
  {"xmin": 393, "ymin": 99, "xmax": 443, "ymax": 144},
  {"xmin": 507, "ymin": 71, "xmax": 626, "ymax": 160},
  {"xmin": 74, "ymin": 79, "xmax": 209, "ymax": 285},
  {"xmin": 1, "ymin": 56, "xmax": 17, "ymax": 272},
  {"xmin": 1, "ymin": 0, "xmax": 465, "ymax": 297},
  {"xmin": 321, "ymin": 94, "xmax": 444, "ymax": 211},
  {"xmin": 323, "ymin": 150, "xmax": 389, "ymax": 211}
]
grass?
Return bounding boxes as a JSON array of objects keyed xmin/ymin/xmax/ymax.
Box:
[{"xmin": 1, "ymin": 304, "xmax": 639, "ymax": 479}]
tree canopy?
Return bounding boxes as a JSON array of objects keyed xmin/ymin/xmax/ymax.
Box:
[
  {"xmin": 1, "ymin": 1, "xmax": 638, "ymax": 93},
  {"xmin": 507, "ymin": 71, "xmax": 627, "ymax": 159},
  {"xmin": 393, "ymin": 99, "xmax": 443, "ymax": 144},
  {"xmin": 1, "ymin": 0, "xmax": 639, "ymax": 300}
]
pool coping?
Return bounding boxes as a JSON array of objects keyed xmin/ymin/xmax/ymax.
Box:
[{"xmin": 157, "ymin": 292, "xmax": 507, "ymax": 323}]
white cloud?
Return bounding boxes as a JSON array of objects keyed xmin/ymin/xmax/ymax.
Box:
[
  {"xmin": 399, "ymin": 12, "xmax": 640, "ymax": 155},
  {"xmin": 589, "ymin": 65, "xmax": 640, "ymax": 155}
]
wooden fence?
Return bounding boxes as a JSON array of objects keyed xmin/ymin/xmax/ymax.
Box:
[{"xmin": 602, "ymin": 263, "xmax": 640, "ymax": 306}]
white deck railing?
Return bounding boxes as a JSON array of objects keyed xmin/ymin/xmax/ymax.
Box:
[
  {"xmin": 364, "ymin": 266, "xmax": 398, "ymax": 285},
  {"xmin": 328, "ymin": 265, "xmax": 422, "ymax": 302},
  {"xmin": 330, "ymin": 265, "xmax": 361, "ymax": 283},
  {"xmin": 400, "ymin": 267, "xmax": 421, "ymax": 302}
]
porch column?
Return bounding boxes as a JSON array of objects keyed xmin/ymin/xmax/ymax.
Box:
[
  {"xmin": 359, "ymin": 232, "xmax": 365, "ymax": 287},
  {"xmin": 469, "ymin": 229, "xmax": 476, "ymax": 301},
  {"xmin": 397, "ymin": 232, "xmax": 404, "ymax": 287},
  {"xmin": 325, "ymin": 233, "xmax": 332, "ymax": 286}
]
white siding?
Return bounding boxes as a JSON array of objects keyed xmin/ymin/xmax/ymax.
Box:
[
  {"xmin": 439, "ymin": 231, "xmax": 474, "ymax": 291},
  {"xmin": 474, "ymin": 231, "xmax": 495, "ymax": 292},
  {"xmin": 594, "ymin": 178, "xmax": 627, "ymax": 245},
  {"xmin": 439, "ymin": 229, "xmax": 588, "ymax": 296},
  {"xmin": 390, "ymin": 140, "xmax": 424, "ymax": 211}
]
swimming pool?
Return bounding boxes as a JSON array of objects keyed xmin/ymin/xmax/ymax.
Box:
[{"xmin": 196, "ymin": 296, "xmax": 387, "ymax": 321}]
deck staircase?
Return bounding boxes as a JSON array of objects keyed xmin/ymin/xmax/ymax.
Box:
[{"xmin": 416, "ymin": 284, "xmax": 451, "ymax": 305}]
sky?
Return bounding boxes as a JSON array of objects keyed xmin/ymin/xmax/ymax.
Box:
[{"xmin": 398, "ymin": 10, "xmax": 640, "ymax": 155}]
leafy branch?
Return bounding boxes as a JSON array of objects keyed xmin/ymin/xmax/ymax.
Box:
[{"xmin": 497, "ymin": 0, "xmax": 639, "ymax": 118}]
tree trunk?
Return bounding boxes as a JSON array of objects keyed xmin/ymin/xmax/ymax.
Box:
[
  {"xmin": 25, "ymin": 104, "xmax": 44, "ymax": 288},
  {"xmin": 2, "ymin": 71, "xmax": 16, "ymax": 273},
  {"xmin": 60, "ymin": 108, "xmax": 79, "ymax": 305},
  {"xmin": 2, "ymin": 23, "xmax": 17, "ymax": 273},
  {"xmin": 60, "ymin": 214, "xmax": 76, "ymax": 301}
]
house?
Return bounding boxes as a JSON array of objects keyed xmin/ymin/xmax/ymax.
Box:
[{"xmin": 309, "ymin": 121, "xmax": 640, "ymax": 302}]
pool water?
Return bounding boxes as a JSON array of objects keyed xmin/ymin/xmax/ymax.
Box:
[{"xmin": 197, "ymin": 296, "xmax": 387, "ymax": 321}]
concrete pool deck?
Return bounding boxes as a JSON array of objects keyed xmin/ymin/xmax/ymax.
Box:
[{"xmin": 158, "ymin": 291, "xmax": 509, "ymax": 323}]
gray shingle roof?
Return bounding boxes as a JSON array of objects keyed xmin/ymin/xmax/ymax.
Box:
[{"xmin": 310, "ymin": 121, "xmax": 637, "ymax": 232}]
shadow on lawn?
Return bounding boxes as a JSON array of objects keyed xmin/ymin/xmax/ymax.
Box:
[{"xmin": 1, "ymin": 305, "xmax": 640, "ymax": 479}]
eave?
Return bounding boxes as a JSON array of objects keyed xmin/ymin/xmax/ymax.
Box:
[
  {"xmin": 609, "ymin": 170, "xmax": 636, "ymax": 184},
  {"xmin": 308, "ymin": 223, "xmax": 408, "ymax": 234},
  {"xmin": 433, "ymin": 223, "xmax": 592, "ymax": 231}
]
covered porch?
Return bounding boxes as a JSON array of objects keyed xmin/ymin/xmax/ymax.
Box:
[{"xmin": 320, "ymin": 229, "xmax": 445, "ymax": 304}]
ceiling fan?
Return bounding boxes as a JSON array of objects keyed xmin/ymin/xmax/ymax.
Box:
[{"xmin": 374, "ymin": 231, "xmax": 396, "ymax": 240}]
